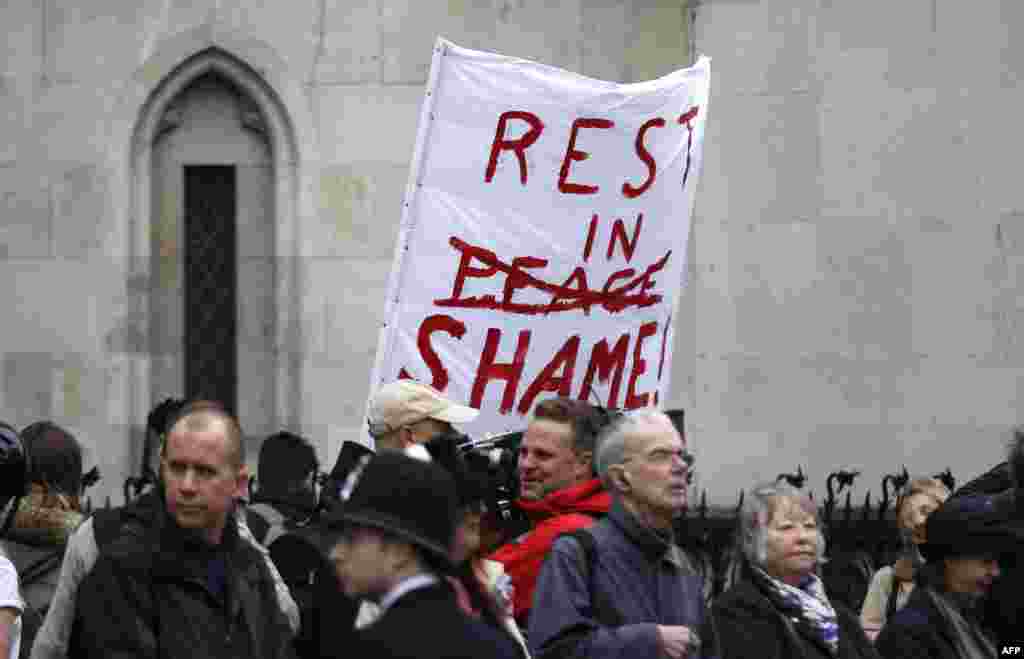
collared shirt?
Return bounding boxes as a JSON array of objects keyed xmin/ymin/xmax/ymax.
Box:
[{"xmin": 378, "ymin": 573, "xmax": 440, "ymax": 615}]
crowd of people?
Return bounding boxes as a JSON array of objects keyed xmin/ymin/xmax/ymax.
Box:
[{"xmin": 1, "ymin": 381, "xmax": 1022, "ymax": 659}]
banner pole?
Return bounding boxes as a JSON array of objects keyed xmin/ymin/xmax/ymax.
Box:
[{"xmin": 361, "ymin": 37, "xmax": 451, "ymax": 449}]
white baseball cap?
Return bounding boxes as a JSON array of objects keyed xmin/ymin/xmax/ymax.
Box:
[{"xmin": 367, "ymin": 380, "xmax": 478, "ymax": 438}]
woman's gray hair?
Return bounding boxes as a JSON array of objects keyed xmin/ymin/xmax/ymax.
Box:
[
  {"xmin": 737, "ymin": 481, "xmax": 827, "ymax": 569},
  {"xmin": 594, "ymin": 409, "xmax": 675, "ymax": 492}
]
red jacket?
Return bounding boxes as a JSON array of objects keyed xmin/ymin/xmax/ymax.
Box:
[{"xmin": 488, "ymin": 478, "xmax": 611, "ymax": 622}]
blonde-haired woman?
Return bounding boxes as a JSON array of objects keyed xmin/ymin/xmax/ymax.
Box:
[
  {"xmin": 713, "ymin": 482, "xmax": 879, "ymax": 659},
  {"xmin": 860, "ymin": 477, "xmax": 949, "ymax": 640}
]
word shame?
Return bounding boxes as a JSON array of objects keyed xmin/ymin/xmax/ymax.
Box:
[{"xmin": 404, "ymin": 313, "xmax": 670, "ymax": 415}]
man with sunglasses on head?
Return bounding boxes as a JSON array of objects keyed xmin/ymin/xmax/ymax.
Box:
[{"xmin": 527, "ymin": 409, "xmax": 711, "ymax": 659}]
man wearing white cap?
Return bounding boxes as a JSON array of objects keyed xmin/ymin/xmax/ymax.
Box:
[
  {"xmin": 367, "ymin": 380, "xmax": 479, "ymax": 452},
  {"xmin": 346, "ymin": 381, "xmax": 481, "ymax": 632}
]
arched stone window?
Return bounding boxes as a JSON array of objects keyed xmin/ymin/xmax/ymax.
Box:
[{"xmin": 130, "ymin": 48, "xmax": 300, "ymax": 455}]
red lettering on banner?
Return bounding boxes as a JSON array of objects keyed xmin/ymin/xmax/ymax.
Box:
[
  {"xmin": 606, "ymin": 214, "xmax": 644, "ymax": 263},
  {"xmin": 483, "ymin": 110, "xmax": 698, "ymax": 196},
  {"xmin": 601, "ymin": 268, "xmax": 636, "ymax": 296},
  {"xmin": 622, "ymin": 118, "xmax": 665, "ymax": 198},
  {"xmin": 625, "ymin": 321, "xmax": 658, "ymax": 409},
  {"xmin": 415, "ymin": 314, "xmax": 468, "ymax": 391},
  {"xmin": 583, "ymin": 214, "xmax": 598, "ymax": 262},
  {"xmin": 436, "ymin": 237, "xmax": 669, "ymax": 315},
  {"xmin": 502, "ymin": 256, "xmax": 547, "ymax": 307},
  {"xmin": 557, "ymin": 118, "xmax": 615, "ymax": 195},
  {"xmin": 548, "ymin": 267, "xmax": 592, "ymax": 314},
  {"xmin": 634, "ymin": 260, "xmax": 661, "ymax": 300},
  {"xmin": 579, "ymin": 334, "xmax": 630, "ymax": 409},
  {"xmin": 678, "ymin": 105, "xmax": 700, "ymax": 190},
  {"xmin": 451, "ymin": 243, "xmax": 500, "ymax": 301},
  {"xmin": 517, "ymin": 335, "xmax": 581, "ymax": 413},
  {"xmin": 435, "ymin": 323, "xmax": 662, "ymax": 416},
  {"xmin": 470, "ymin": 328, "xmax": 531, "ymax": 413},
  {"xmin": 485, "ymin": 111, "xmax": 545, "ymax": 185}
]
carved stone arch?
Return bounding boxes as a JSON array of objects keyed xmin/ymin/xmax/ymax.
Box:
[{"xmin": 129, "ymin": 47, "xmax": 301, "ymax": 447}]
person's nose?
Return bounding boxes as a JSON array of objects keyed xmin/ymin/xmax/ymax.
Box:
[
  {"xmin": 180, "ymin": 469, "xmax": 198, "ymax": 494},
  {"xmin": 987, "ymin": 560, "xmax": 1001, "ymax": 579},
  {"xmin": 330, "ymin": 543, "xmax": 348, "ymax": 572}
]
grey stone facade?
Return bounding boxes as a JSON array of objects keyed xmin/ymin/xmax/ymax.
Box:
[
  {"xmin": 0, "ymin": 1, "xmax": 691, "ymax": 504},
  {"xmin": 690, "ymin": 0, "xmax": 1024, "ymax": 502}
]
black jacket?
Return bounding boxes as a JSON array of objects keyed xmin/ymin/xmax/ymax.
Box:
[
  {"xmin": 337, "ymin": 581, "xmax": 521, "ymax": 659},
  {"xmin": 712, "ymin": 576, "xmax": 879, "ymax": 659},
  {"xmin": 71, "ymin": 496, "xmax": 296, "ymax": 659},
  {"xmin": 875, "ymin": 586, "xmax": 998, "ymax": 659},
  {"xmin": 950, "ymin": 483, "xmax": 1024, "ymax": 649}
]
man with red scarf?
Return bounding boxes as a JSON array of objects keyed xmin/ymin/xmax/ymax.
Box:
[{"xmin": 489, "ymin": 398, "xmax": 612, "ymax": 627}]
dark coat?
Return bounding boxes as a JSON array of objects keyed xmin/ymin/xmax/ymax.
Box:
[
  {"xmin": 71, "ymin": 499, "xmax": 296, "ymax": 659},
  {"xmin": 527, "ymin": 500, "xmax": 710, "ymax": 659},
  {"xmin": 955, "ymin": 488, "xmax": 1024, "ymax": 649},
  {"xmin": 953, "ymin": 447, "xmax": 1024, "ymax": 651},
  {"xmin": 342, "ymin": 581, "xmax": 522, "ymax": 659},
  {"xmin": 875, "ymin": 586, "xmax": 998, "ymax": 659},
  {"xmin": 712, "ymin": 577, "xmax": 879, "ymax": 659}
]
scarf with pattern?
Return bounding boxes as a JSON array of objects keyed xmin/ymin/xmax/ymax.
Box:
[{"xmin": 755, "ymin": 567, "xmax": 840, "ymax": 656}]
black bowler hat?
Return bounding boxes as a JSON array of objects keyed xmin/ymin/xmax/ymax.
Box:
[
  {"xmin": 323, "ymin": 450, "xmax": 458, "ymax": 562},
  {"xmin": 920, "ymin": 494, "xmax": 1023, "ymax": 562}
]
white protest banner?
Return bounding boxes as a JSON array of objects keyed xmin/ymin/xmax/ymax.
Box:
[{"xmin": 369, "ymin": 38, "xmax": 710, "ymax": 438}]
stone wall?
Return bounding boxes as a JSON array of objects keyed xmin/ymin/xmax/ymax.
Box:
[
  {"xmin": 690, "ymin": 0, "xmax": 1024, "ymax": 503},
  {"xmin": 0, "ymin": 1, "xmax": 691, "ymax": 504}
]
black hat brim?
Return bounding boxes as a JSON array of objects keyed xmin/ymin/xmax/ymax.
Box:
[
  {"xmin": 920, "ymin": 529, "xmax": 1021, "ymax": 562},
  {"xmin": 327, "ymin": 508, "xmax": 453, "ymax": 566}
]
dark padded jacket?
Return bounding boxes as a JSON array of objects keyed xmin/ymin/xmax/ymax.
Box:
[
  {"xmin": 713, "ymin": 574, "xmax": 879, "ymax": 659},
  {"xmin": 71, "ymin": 495, "xmax": 296, "ymax": 659},
  {"xmin": 952, "ymin": 472, "xmax": 1024, "ymax": 649},
  {"xmin": 875, "ymin": 586, "xmax": 999, "ymax": 659},
  {"xmin": 327, "ymin": 581, "xmax": 522, "ymax": 659}
]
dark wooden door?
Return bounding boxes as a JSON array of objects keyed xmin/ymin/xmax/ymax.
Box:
[{"xmin": 184, "ymin": 165, "xmax": 237, "ymax": 414}]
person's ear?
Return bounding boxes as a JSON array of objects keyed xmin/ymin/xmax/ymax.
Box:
[
  {"xmin": 610, "ymin": 464, "xmax": 631, "ymax": 493},
  {"xmin": 399, "ymin": 426, "xmax": 416, "ymax": 449},
  {"xmin": 234, "ymin": 464, "xmax": 250, "ymax": 498},
  {"xmin": 575, "ymin": 450, "xmax": 593, "ymax": 477}
]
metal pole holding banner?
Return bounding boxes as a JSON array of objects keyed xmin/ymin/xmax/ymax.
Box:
[{"xmin": 363, "ymin": 37, "xmax": 452, "ymax": 450}]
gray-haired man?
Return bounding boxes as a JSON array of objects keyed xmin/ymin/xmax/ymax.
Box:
[{"xmin": 527, "ymin": 410, "xmax": 711, "ymax": 659}]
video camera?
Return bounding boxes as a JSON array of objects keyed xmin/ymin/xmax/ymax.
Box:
[
  {"xmin": 316, "ymin": 439, "xmax": 374, "ymax": 514},
  {"xmin": 450, "ymin": 429, "xmax": 527, "ymax": 536},
  {"xmin": 316, "ymin": 402, "xmax": 631, "ymax": 538}
]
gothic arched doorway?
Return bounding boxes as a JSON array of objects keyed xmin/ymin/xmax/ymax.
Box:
[{"xmin": 149, "ymin": 69, "xmax": 276, "ymax": 442}]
